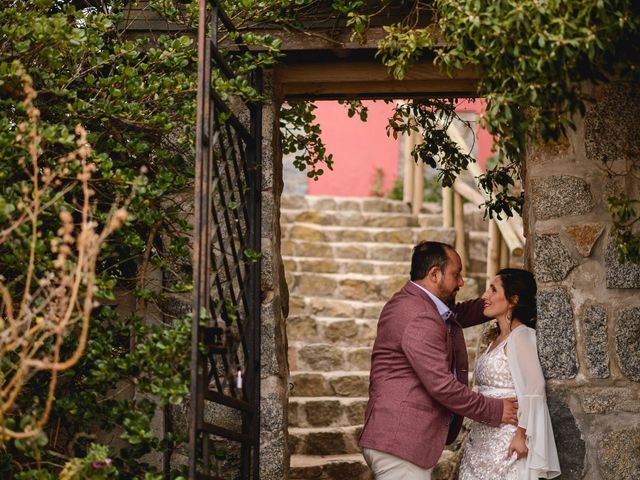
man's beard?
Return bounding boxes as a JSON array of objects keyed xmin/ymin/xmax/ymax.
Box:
[{"xmin": 438, "ymin": 279, "xmax": 458, "ymax": 306}]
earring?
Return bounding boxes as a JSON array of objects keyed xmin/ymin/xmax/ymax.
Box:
[{"xmin": 506, "ymin": 310, "xmax": 512, "ymax": 330}]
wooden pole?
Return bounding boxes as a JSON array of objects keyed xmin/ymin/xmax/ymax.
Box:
[
  {"xmin": 442, "ymin": 187, "xmax": 454, "ymax": 228},
  {"xmin": 486, "ymin": 220, "xmax": 501, "ymax": 289},
  {"xmin": 454, "ymin": 191, "xmax": 467, "ymax": 274},
  {"xmin": 403, "ymin": 133, "xmax": 415, "ymax": 206},
  {"xmin": 412, "ymin": 159, "xmax": 424, "ymax": 215}
]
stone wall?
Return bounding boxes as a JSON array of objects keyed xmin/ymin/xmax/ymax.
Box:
[
  {"xmin": 264, "ymin": 76, "xmax": 640, "ymax": 479},
  {"xmin": 259, "ymin": 70, "xmax": 291, "ymax": 480},
  {"xmin": 525, "ymin": 82, "xmax": 640, "ymax": 479}
]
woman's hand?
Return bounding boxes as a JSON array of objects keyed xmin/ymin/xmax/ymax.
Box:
[{"xmin": 507, "ymin": 428, "xmax": 528, "ymax": 459}]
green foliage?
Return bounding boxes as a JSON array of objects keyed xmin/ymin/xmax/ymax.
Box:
[
  {"xmin": 0, "ymin": 0, "xmax": 276, "ymax": 477},
  {"xmin": 388, "ymin": 100, "xmax": 476, "ymax": 188},
  {"xmin": 59, "ymin": 443, "xmax": 117, "ymax": 480},
  {"xmin": 280, "ymin": 101, "xmax": 334, "ymax": 181},
  {"xmin": 368, "ymin": 0, "xmax": 640, "ymax": 259},
  {"xmin": 608, "ymin": 194, "xmax": 640, "ymax": 261},
  {"xmin": 339, "ymin": 99, "xmax": 369, "ymax": 122},
  {"xmin": 452, "ymin": 0, "xmax": 636, "ymax": 256},
  {"xmin": 232, "ymin": 1, "xmax": 639, "ymax": 256},
  {"xmin": 378, "ymin": 25, "xmax": 432, "ymax": 80},
  {"xmin": 2, "ymin": 1, "xmax": 639, "ymax": 477},
  {"xmin": 428, "ymin": 0, "xmax": 640, "ymax": 234}
]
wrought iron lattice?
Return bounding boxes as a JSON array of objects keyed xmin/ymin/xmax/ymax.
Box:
[{"xmin": 191, "ymin": 1, "xmax": 262, "ymax": 478}]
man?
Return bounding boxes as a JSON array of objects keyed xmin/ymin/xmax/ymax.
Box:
[{"xmin": 359, "ymin": 241, "xmax": 518, "ymax": 479}]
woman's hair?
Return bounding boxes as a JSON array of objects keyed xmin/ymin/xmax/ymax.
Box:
[{"xmin": 497, "ymin": 268, "xmax": 537, "ymax": 329}]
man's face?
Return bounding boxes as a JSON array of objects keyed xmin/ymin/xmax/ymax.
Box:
[{"xmin": 436, "ymin": 249, "xmax": 464, "ymax": 305}]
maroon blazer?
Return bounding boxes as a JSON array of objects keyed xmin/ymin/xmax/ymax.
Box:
[{"xmin": 358, "ymin": 281, "xmax": 503, "ymax": 469}]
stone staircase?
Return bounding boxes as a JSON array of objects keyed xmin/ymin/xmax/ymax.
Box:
[
  {"xmin": 281, "ymin": 194, "xmax": 488, "ymax": 480},
  {"xmin": 281, "ymin": 195, "xmax": 512, "ymax": 480}
]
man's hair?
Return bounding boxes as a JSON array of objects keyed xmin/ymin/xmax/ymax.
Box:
[{"xmin": 410, "ymin": 241, "xmax": 454, "ymax": 281}]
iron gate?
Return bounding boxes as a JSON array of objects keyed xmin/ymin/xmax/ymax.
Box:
[{"xmin": 190, "ymin": 1, "xmax": 262, "ymax": 478}]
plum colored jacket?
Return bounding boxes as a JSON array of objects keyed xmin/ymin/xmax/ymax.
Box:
[{"xmin": 358, "ymin": 281, "xmax": 503, "ymax": 469}]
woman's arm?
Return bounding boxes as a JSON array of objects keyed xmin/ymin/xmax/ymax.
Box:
[
  {"xmin": 506, "ymin": 327, "xmax": 546, "ymax": 430},
  {"xmin": 506, "ymin": 327, "xmax": 562, "ymax": 477}
]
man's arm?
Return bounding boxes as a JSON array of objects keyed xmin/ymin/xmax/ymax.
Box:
[
  {"xmin": 453, "ymin": 297, "xmax": 491, "ymax": 328},
  {"xmin": 402, "ymin": 311, "xmax": 503, "ymax": 426}
]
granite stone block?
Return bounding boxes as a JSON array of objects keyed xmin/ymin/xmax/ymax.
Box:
[
  {"xmin": 615, "ymin": 307, "xmax": 640, "ymax": 381},
  {"xmin": 260, "ymin": 432, "xmax": 287, "ymax": 480},
  {"xmin": 580, "ymin": 387, "xmax": 640, "ymax": 414},
  {"xmin": 582, "ymin": 304, "xmax": 610, "ymax": 378},
  {"xmin": 534, "ymin": 234, "xmax": 578, "ymax": 282},
  {"xmin": 298, "ymin": 343, "xmax": 343, "ymax": 371},
  {"xmin": 597, "ymin": 428, "xmax": 640, "ymax": 480},
  {"xmin": 605, "ymin": 242, "xmax": 640, "ymax": 288},
  {"xmin": 537, "ymin": 288, "xmax": 578, "ymax": 378},
  {"xmin": 531, "ymin": 176, "xmax": 593, "ymax": 220},
  {"xmin": 585, "ymin": 83, "xmax": 640, "ymax": 165},
  {"xmin": 563, "ymin": 222, "xmax": 605, "ymax": 257},
  {"xmin": 547, "ymin": 394, "xmax": 586, "ymax": 479}
]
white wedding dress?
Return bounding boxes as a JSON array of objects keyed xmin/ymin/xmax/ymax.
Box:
[{"xmin": 458, "ymin": 326, "xmax": 561, "ymax": 480}]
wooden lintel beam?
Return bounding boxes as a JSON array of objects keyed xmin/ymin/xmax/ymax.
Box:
[
  {"xmin": 275, "ymin": 61, "xmax": 479, "ymax": 99},
  {"xmin": 281, "ymin": 80, "xmax": 478, "ymax": 99}
]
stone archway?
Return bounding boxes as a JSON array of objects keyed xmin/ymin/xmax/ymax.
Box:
[{"xmin": 257, "ymin": 33, "xmax": 640, "ymax": 480}]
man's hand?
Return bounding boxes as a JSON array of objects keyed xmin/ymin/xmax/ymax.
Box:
[
  {"xmin": 501, "ymin": 397, "xmax": 518, "ymax": 425},
  {"xmin": 507, "ymin": 428, "xmax": 528, "ymax": 459}
]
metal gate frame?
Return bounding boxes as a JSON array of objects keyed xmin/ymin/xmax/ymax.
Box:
[{"xmin": 190, "ymin": 1, "xmax": 262, "ymax": 478}]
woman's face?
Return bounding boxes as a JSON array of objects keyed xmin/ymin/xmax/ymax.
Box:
[{"xmin": 482, "ymin": 275, "xmax": 511, "ymax": 319}]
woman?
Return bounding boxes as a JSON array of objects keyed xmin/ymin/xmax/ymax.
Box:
[{"xmin": 458, "ymin": 268, "xmax": 561, "ymax": 479}]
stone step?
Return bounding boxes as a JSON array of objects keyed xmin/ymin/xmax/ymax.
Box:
[
  {"xmin": 289, "ymin": 397, "xmax": 368, "ymax": 428},
  {"xmin": 289, "ymin": 426, "xmax": 363, "ymax": 455},
  {"xmin": 290, "ymin": 371, "xmax": 370, "ymax": 397},
  {"xmin": 287, "ymin": 316, "xmax": 378, "ymax": 346},
  {"xmin": 279, "ymin": 210, "xmax": 438, "ymax": 228},
  {"xmin": 281, "ymin": 222, "xmax": 453, "ymax": 244},
  {"xmin": 288, "ymin": 327, "xmax": 483, "ymax": 373},
  {"xmin": 281, "ymin": 194, "xmax": 442, "ymax": 215},
  {"xmin": 288, "ymin": 342, "xmax": 372, "ymax": 372},
  {"xmin": 284, "ymin": 256, "xmax": 409, "ymax": 275},
  {"xmin": 281, "ymin": 209, "xmax": 443, "ymax": 229},
  {"xmin": 288, "ymin": 273, "xmax": 480, "ymax": 308},
  {"xmin": 282, "ymin": 239, "xmax": 415, "ymax": 262},
  {"xmin": 286, "ymin": 272, "xmax": 407, "ymax": 303},
  {"xmin": 468, "ymin": 230, "xmax": 488, "ymax": 269},
  {"xmin": 463, "ymin": 206, "xmax": 488, "ymax": 231},
  {"xmin": 288, "ymin": 295, "xmax": 386, "ymax": 320},
  {"xmin": 290, "ymin": 454, "xmax": 372, "ymax": 480},
  {"xmin": 282, "ymin": 194, "xmax": 410, "ymax": 213},
  {"xmin": 288, "ymin": 272, "xmax": 480, "ymax": 320}
]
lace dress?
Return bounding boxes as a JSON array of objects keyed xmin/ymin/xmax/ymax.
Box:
[
  {"xmin": 458, "ymin": 326, "xmax": 561, "ymax": 480},
  {"xmin": 459, "ymin": 337, "xmax": 521, "ymax": 479}
]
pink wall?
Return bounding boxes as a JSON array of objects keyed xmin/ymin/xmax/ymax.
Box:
[
  {"xmin": 308, "ymin": 100, "xmax": 400, "ymax": 197},
  {"xmin": 307, "ymin": 100, "xmax": 494, "ymax": 197}
]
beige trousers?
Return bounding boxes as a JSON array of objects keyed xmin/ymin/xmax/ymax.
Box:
[{"xmin": 362, "ymin": 448, "xmax": 433, "ymax": 480}]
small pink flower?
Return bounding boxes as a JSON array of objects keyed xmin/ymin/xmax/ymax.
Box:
[{"xmin": 91, "ymin": 458, "xmax": 111, "ymax": 469}]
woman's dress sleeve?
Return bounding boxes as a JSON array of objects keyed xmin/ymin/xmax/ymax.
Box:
[{"xmin": 506, "ymin": 327, "xmax": 561, "ymax": 479}]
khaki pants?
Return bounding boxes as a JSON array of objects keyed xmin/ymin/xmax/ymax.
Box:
[{"xmin": 362, "ymin": 448, "xmax": 433, "ymax": 480}]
